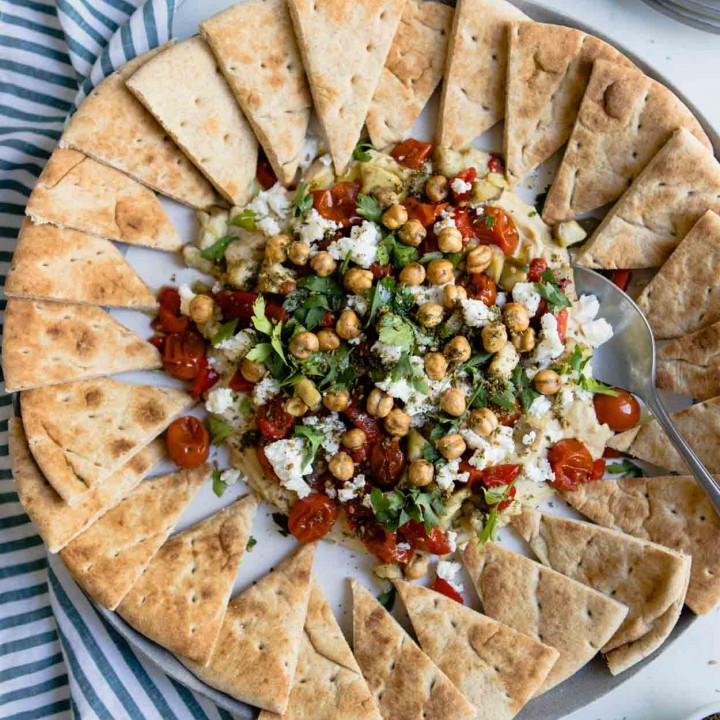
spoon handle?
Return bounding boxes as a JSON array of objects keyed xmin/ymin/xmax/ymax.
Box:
[{"xmin": 645, "ymin": 388, "xmax": 720, "ymax": 515}]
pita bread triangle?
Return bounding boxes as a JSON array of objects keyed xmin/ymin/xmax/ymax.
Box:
[
  {"xmin": 60, "ymin": 46, "xmax": 217, "ymax": 209},
  {"xmin": 3, "ymin": 299, "xmax": 161, "ymax": 394},
  {"xmin": 60, "ymin": 465, "xmax": 208, "ymax": 610},
  {"xmin": 286, "ymin": 0, "xmax": 407, "ymax": 174},
  {"xmin": 5, "ymin": 220, "xmax": 157, "ymax": 310},
  {"xmin": 257, "ymin": 582, "xmax": 382, "ymax": 720},
  {"xmin": 366, "ymin": 0, "xmax": 453, "ymax": 149},
  {"xmin": 511, "ymin": 509, "xmax": 691, "ymax": 672},
  {"xmin": 560, "ymin": 475, "xmax": 720, "ymax": 616},
  {"xmin": 542, "ymin": 59, "xmax": 711, "ymax": 224},
  {"xmin": 636, "ymin": 211, "xmax": 720, "ymax": 339},
  {"xmin": 437, "ymin": 0, "xmax": 529, "ymax": 149},
  {"xmin": 351, "ymin": 579, "xmax": 475, "ymax": 720},
  {"xmin": 200, "ymin": 0, "xmax": 311, "ymax": 186},
  {"xmin": 126, "ymin": 37, "xmax": 258, "ymax": 206},
  {"xmin": 25, "ymin": 148, "xmax": 180, "ymax": 251},
  {"xmin": 393, "ymin": 579, "xmax": 558, "ymax": 719},
  {"xmin": 183, "ymin": 543, "xmax": 315, "ymax": 713},
  {"xmin": 21, "ymin": 378, "xmax": 193, "ymax": 505},
  {"xmin": 504, "ymin": 22, "xmax": 635, "ymax": 186},
  {"xmin": 463, "ymin": 540, "xmax": 628, "ymax": 693},
  {"xmin": 575, "ymin": 128, "xmax": 720, "ymax": 269}
]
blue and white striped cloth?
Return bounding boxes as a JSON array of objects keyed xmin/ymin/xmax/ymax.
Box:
[{"xmin": 0, "ymin": 2, "xmax": 237, "ymax": 717}]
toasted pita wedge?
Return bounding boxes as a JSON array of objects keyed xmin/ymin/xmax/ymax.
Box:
[
  {"xmin": 258, "ymin": 583, "xmax": 382, "ymax": 720},
  {"xmin": 609, "ymin": 397, "xmax": 720, "ymax": 473},
  {"xmin": 21, "ymin": 379, "xmax": 192, "ymax": 505},
  {"xmin": 366, "ymin": 0, "xmax": 453, "ymax": 149},
  {"xmin": 126, "ymin": 38, "xmax": 257, "ymax": 206},
  {"xmin": 25, "ymin": 149, "xmax": 180, "ymax": 250},
  {"xmin": 504, "ymin": 22, "xmax": 634, "ymax": 186},
  {"xmin": 394, "ymin": 579, "xmax": 558, "ymax": 718},
  {"xmin": 463, "ymin": 541, "xmax": 628, "ymax": 692},
  {"xmin": 437, "ymin": 0, "xmax": 528, "ymax": 149},
  {"xmin": 10, "ymin": 418, "xmax": 164, "ymax": 554},
  {"xmin": 352, "ymin": 579, "xmax": 474, "ymax": 720},
  {"xmin": 575, "ymin": 129, "xmax": 720, "ymax": 269},
  {"xmin": 3, "ymin": 300, "xmax": 160, "ymax": 394},
  {"xmin": 184, "ymin": 543, "xmax": 315, "ymax": 712},
  {"xmin": 287, "ymin": 0, "xmax": 407, "ymax": 174},
  {"xmin": 60, "ymin": 47, "xmax": 216, "ymax": 209},
  {"xmin": 200, "ymin": 0, "xmax": 310, "ymax": 186},
  {"xmin": 543, "ymin": 60, "xmax": 711, "ymax": 224},
  {"xmin": 636, "ymin": 212, "xmax": 720, "ymax": 339},
  {"xmin": 61, "ymin": 465, "xmax": 207, "ymax": 609},
  {"xmin": 118, "ymin": 495, "xmax": 258, "ymax": 664},
  {"xmin": 5, "ymin": 221, "xmax": 156, "ymax": 309},
  {"xmin": 561, "ymin": 475, "xmax": 720, "ymax": 616}
]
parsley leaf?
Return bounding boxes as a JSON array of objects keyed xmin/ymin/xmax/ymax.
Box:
[
  {"xmin": 478, "ymin": 507, "xmax": 499, "ymax": 547},
  {"xmin": 367, "ymin": 276, "xmax": 395, "ymax": 325},
  {"xmin": 377, "ymin": 234, "xmax": 417, "ymax": 268},
  {"xmin": 378, "ymin": 585, "xmax": 396, "ymax": 611},
  {"xmin": 246, "ymin": 343, "xmax": 272, "ymax": 363},
  {"xmin": 293, "ymin": 425, "xmax": 324, "ymax": 471},
  {"xmin": 371, "ymin": 486, "xmax": 446, "ymax": 533},
  {"xmin": 212, "ymin": 469, "xmax": 228, "ymax": 497},
  {"xmin": 512, "ymin": 366, "xmax": 539, "ymax": 411},
  {"xmin": 353, "ymin": 140, "xmax": 375, "ymax": 162},
  {"xmin": 578, "ymin": 376, "xmax": 619, "ymax": 396},
  {"xmin": 292, "ymin": 181, "xmax": 313, "ymax": 217},
  {"xmin": 246, "ymin": 536, "xmax": 257, "ymax": 550},
  {"xmin": 478, "ymin": 212, "xmax": 496, "ymax": 230},
  {"xmin": 391, "ymin": 353, "xmax": 428, "ymax": 394},
  {"xmin": 419, "ymin": 251, "xmax": 444, "ymax": 264},
  {"xmin": 228, "ymin": 209, "xmax": 257, "ymax": 230},
  {"xmin": 356, "ymin": 194, "xmax": 382, "ymax": 223},
  {"xmin": 377, "ymin": 313, "xmax": 414, "ymax": 352},
  {"xmin": 606, "ymin": 459, "xmax": 645, "ymax": 478},
  {"xmin": 239, "ymin": 397, "xmax": 254, "ymax": 414},
  {"xmin": 251, "ymin": 295, "xmax": 273, "ymax": 335},
  {"xmin": 490, "ymin": 383, "xmax": 516, "ymax": 412},
  {"xmin": 211, "ymin": 319, "xmax": 239, "ymax": 346},
  {"xmin": 200, "ymin": 234, "xmax": 234, "ymax": 261},
  {"xmin": 482, "ymin": 479, "xmax": 517, "ymax": 507},
  {"xmin": 207, "ymin": 416, "xmax": 234, "ymax": 446},
  {"xmin": 272, "ymin": 513, "xmax": 290, "ymax": 537},
  {"xmin": 535, "ymin": 269, "xmax": 571, "ymax": 313}
]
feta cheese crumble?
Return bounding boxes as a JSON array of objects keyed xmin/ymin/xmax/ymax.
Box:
[
  {"xmin": 293, "ymin": 208, "xmax": 340, "ymax": 245},
  {"xmin": 302, "ymin": 413, "xmax": 346, "ymax": 457},
  {"xmin": 219, "ymin": 468, "xmax": 242, "ymax": 485},
  {"xmin": 511, "ymin": 282, "xmax": 542, "ymax": 316},
  {"xmin": 214, "ymin": 329, "xmax": 255, "ymax": 361},
  {"xmin": 206, "ymin": 388, "xmax": 235, "ymax": 415},
  {"xmin": 451, "ymin": 177, "xmax": 472, "ymax": 195},
  {"xmin": 568, "ymin": 295, "xmax": 613, "ymax": 348},
  {"xmin": 533, "ymin": 312, "xmax": 565, "ymax": 366},
  {"xmin": 244, "ymin": 183, "xmax": 293, "ymax": 238},
  {"xmin": 436, "ymin": 560, "xmax": 463, "ymax": 593},
  {"xmin": 460, "ymin": 298, "xmax": 497, "ymax": 327},
  {"xmin": 253, "ymin": 376, "xmax": 280, "ymax": 407},
  {"xmin": 178, "ymin": 284, "xmax": 196, "ymax": 316},
  {"xmin": 436, "ymin": 459, "xmax": 471, "ymax": 490},
  {"xmin": 372, "ymin": 339, "xmax": 403, "ymax": 365},
  {"xmin": 338, "ymin": 474, "xmax": 366, "ymax": 503},
  {"xmin": 262, "ymin": 438, "xmax": 313, "ymax": 498},
  {"xmin": 327, "ymin": 221, "xmax": 381, "ymax": 268}
]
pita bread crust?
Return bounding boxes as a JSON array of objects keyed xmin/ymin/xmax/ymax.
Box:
[
  {"xmin": 200, "ymin": 0, "xmax": 311, "ymax": 186},
  {"xmin": 575, "ymin": 129, "xmax": 720, "ymax": 269},
  {"xmin": 183, "ymin": 543, "xmax": 315, "ymax": 713},
  {"xmin": 463, "ymin": 541, "xmax": 628, "ymax": 693},
  {"xmin": 25, "ymin": 149, "xmax": 180, "ymax": 250},
  {"xmin": 511, "ymin": 509, "xmax": 691, "ymax": 659},
  {"xmin": 636, "ymin": 212, "xmax": 720, "ymax": 339},
  {"xmin": 5, "ymin": 220, "xmax": 157, "ymax": 310},
  {"xmin": 562, "ymin": 475, "xmax": 720, "ymax": 616},
  {"xmin": 543, "ymin": 60, "xmax": 711, "ymax": 223},
  {"xmin": 287, "ymin": 0, "xmax": 407, "ymax": 174},
  {"xmin": 21, "ymin": 378, "xmax": 192, "ymax": 505},
  {"xmin": 119, "ymin": 495, "xmax": 258, "ymax": 663},
  {"xmin": 366, "ymin": 0, "xmax": 453, "ymax": 148},
  {"xmin": 437, "ymin": 0, "xmax": 528, "ymax": 149},
  {"xmin": 60, "ymin": 47, "xmax": 217, "ymax": 209},
  {"xmin": 10, "ymin": 419, "xmax": 163, "ymax": 554},
  {"xmin": 351, "ymin": 580, "xmax": 475, "ymax": 720},
  {"xmin": 504, "ymin": 22, "xmax": 634, "ymax": 186},
  {"xmin": 60, "ymin": 466, "xmax": 207, "ymax": 609},
  {"xmin": 394, "ymin": 579, "xmax": 558, "ymax": 718},
  {"xmin": 3, "ymin": 300, "xmax": 160, "ymax": 394},
  {"xmin": 126, "ymin": 38, "xmax": 257, "ymax": 206}
]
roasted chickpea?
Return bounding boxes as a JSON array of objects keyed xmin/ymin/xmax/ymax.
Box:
[
  {"xmin": 310, "ymin": 251, "xmax": 337, "ymax": 277},
  {"xmin": 398, "ymin": 219, "xmax": 427, "ymax": 247},
  {"xmin": 384, "ymin": 408, "xmax": 411, "ymax": 437},
  {"xmin": 441, "ymin": 388, "xmax": 467, "ymax": 417},
  {"xmin": 408, "ymin": 459, "xmax": 434, "ymax": 487},
  {"xmin": 425, "ymin": 175, "xmax": 449, "ymax": 203},
  {"xmin": 405, "ymin": 553, "xmax": 430, "ymax": 579},
  {"xmin": 399, "ymin": 262, "xmax": 426, "ymax": 286},
  {"xmin": 467, "ymin": 407, "xmax": 498, "ymax": 437},
  {"xmin": 188, "ymin": 294, "xmax": 214, "ymax": 325},
  {"xmin": 466, "ymin": 245, "xmax": 494, "ymax": 274},
  {"xmin": 288, "ymin": 240, "xmax": 311, "ymax": 266},
  {"xmin": 317, "ymin": 328, "xmax": 340, "ymax": 352},
  {"xmin": 341, "ymin": 428, "xmax": 367, "ymax": 450},
  {"xmin": 534, "ymin": 369, "xmax": 562, "ymax": 395},
  {"xmin": 329, "ymin": 451, "xmax": 354, "ymax": 481},
  {"xmin": 481, "ymin": 323, "xmax": 508, "ymax": 353},
  {"xmin": 382, "ymin": 204, "xmax": 408, "ymax": 230},
  {"xmin": 444, "ymin": 335, "xmax": 471, "ymax": 364},
  {"xmin": 417, "ymin": 302, "xmax": 444, "ymax": 328},
  {"xmin": 437, "ymin": 433, "xmax": 466, "ymax": 460},
  {"xmin": 438, "ymin": 227, "xmax": 463, "ymax": 254},
  {"xmin": 284, "ymin": 397, "xmax": 308, "ymax": 417},
  {"xmin": 344, "ymin": 268, "xmax": 373, "ymax": 295},
  {"xmin": 289, "ymin": 331, "xmax": 319, "ymax": 359},
  {"xmin": 265, "ymin": 234, "xmax": 290, "ymax": 263},
  {"xmin": 511, "ymin": 327, "xmax": 536, "ymax": 353},
  {"xmin": 503, "ymin": 302, "xmax": 530, "ymax": 333},
  {"xmin": 426, "ymin": 258, "xmax": 455, "ymax": 285},
  {"xmin": 323, "ymin": 389, "xmax": 351, "ymax": 412},
  {"xmin": 335, "ymin": 309, "xmax": 361, "ymax": 340},
  {"xmin": 424, "ymin": 352, "xmax": 448, "ymax": 381},
  {"xmin": 240, "ymin": 357, "xmax": 267, "ymax": 383},
  {"xmin": 367, "ymin": 388, "xmax": 394, "ymax": 418},
  {"xmin": 373, "ymin": 187, "xmax": 399, "ymax": 209},
  {"xmin": 295, "ymin": 378, "xmax": 321, "ymax": 410},
  {"xmin": 443, "ymin": 284, "xmax": 467, "ymax": 309}
]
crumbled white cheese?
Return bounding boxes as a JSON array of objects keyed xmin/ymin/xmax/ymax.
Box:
[
  {"xmin": 446, "ymin": 530, "xmax": 458, "ymax": 553},
  {"xmin": 302, "ymin": 413, "xmax": 346, "ymax": 457},
  {"xmin": 495, "ymin": 292, "xmax": 508, "ymax": 308},
  {"xmin": 219, "ymin": 468, "xmax": 242, "ymax": 485},
  {"xmin": 436, "ymin": 459, "xmax": 470, "ymax": 490},
  {"xmin": 372, "ymin": 340, "xmax": 403, "ymax": 365},
  {"xmin": 262, "ymin": 438, "xmax": 313, "ymax": 498},
  {"xmin": 253, "ymin": 376, "xmax": 280, "ymax": 407},
  {"xmin": 451, "ymin": 178, "xmax": 472, "ymax": 195},
  {"xmin": 409, "ymin": 282, "xmax": 449, "ymax": 307},
  {"xmin": 338, "ymin": 474, "xmax": 366, "ymax": 503},
  {"xmin": 533, "ymin": 312, "xmax": 565, "ymax": 366},
  {"xmin": 346, "ymin": 294, "xmax": 368, "ymax": 316},
  {"xmin": 466, "ymin": 426, "xmax": 517, "ymax": 470},
  {"xmin": 214, "ymin": 329, "xmax": 255, "ymax": 361},
  {"xmin": 433, "ymin": 213, "xmax": 456, "ymax": 236},
  {"xmin": 460, "ymin": 298, "xmax": 497, "ymax": 327},
  {"xmin": 178, "ymin": 284, "xmax": 196, "ymax": 316},
  {"xmin": 528, "ymin": 395, "xmax": 552, "ymax": 417},
  {"xmin": 245, "ymin": 183, "xmax": 293, "ymax": 237},
  {"xmin": 511, "ymin": 282, "xmax": 542, "ymax": 316},
  {"xmin": 522, "ymin": 457, "xmax": 554, "ymax": 484},
  {"xmin": 206, "ymin": 388, "xmax": 236, "ymax": 415},
  {"xmin": 568, "ymin": 295, "xmax": 613, "ymax": 348},
  {"xmin": 327, "ymin": 221, "xmax": 381, "ymax": 268},
  {"xmin": 436, "ymin": 560, "xmax": 463, "ymax": 593},
  {"xmin": 293, "ymin": 208, "xmax": 340, "ymax": 245},
  {"xmin": 522, "ymin": 431, "xmax": 537, "ymax": 446}
]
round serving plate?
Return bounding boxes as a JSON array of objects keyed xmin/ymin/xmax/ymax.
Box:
[
  {"xmin": 642, "ymin": 0, "xmax": 720, "ymax": 33},
  {"xmin": 90, "ymin": 1, "xmax": 720, "ymax": 718}
]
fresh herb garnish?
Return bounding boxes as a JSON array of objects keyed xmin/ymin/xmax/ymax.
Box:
[
  {"xmin": 378, "ymin": 585, "xmax": 396, "ymax": 610},
  {"xmin": 239, "ymin": 397, "xmax": 254, "ymax": 414},
  {"xmin": 371, "ymin": 486, "xmax": 446, "ymax": 534},
  {"xmin": 419, "ymin": 251, "xmax": 444, "ymax": 264},
  {"xmin": 353, "ymin": 140, "xmax": 375, "ymax": 162},
  {"xmin": 201, "ymin": 234, "xmax": 234, "ymax": 261},
  {"xmin": 367, "ymin": 276, "xmax": 395, "ymax": 324},
  {"xmin": 207, "ymin": 416, "xmax": 234, "ymax": 446},
  {"xmin": 478, "ymin": 507, "xmax": 499, "ymax": 546},
  {"xmin": 356, "ymin": 193, "xmax": 383, "ymax": 223},
  {"xmin": 251, "ymin": 296, "xmax": 287, "ymax": 364},
  {"xmin": 478, "ymin": 212, "xmax": 496, "ymax": 230},
  {"xmin": 391, "ymin": 353, "xmax": 429, "ymax": 394},
  {"xmin": 228, "ymin": 209, "xmax": 257, "ymax": 230},
  {"xmin": 377, "ymin": 234, "xmax": 418, "ymax": 267},
  {"xmin": 578, "ymin": 376, "xmax": 619, "ymax": 396},
  {"xmin": 489, "ymin": 383, "xmax": 516, "ymax": 412},
  {"xmin": 272, "ymin": 513, "xmax": 290, "ymax": 537},
  {"xmin": 377, "ymin": 313, "xmax": 416, "ymax": 353},
  {"xmin": 293, "ymin": 425, "xmax": 325, "ymax": 471},
  {"xmin": 246, "ymin": 536, "xmax": 257, "ymax": 550},
  {"xmin": 284, "ymin": 274, "xmax": 345, "ymax": 330},
  {"xmin": 212, "ymin": 469, "xmax": 228, "ymax": 497},
  {"xmin": 535, "ymin": 268, "xmax": 571, "ymax": 313},
  {"xmin": 606, "ymin": 459, "xmax": 645, "ymax": 478},
  {"xmin": 512, "ymin": 366, "xmax": 540, "ymax": 411},
  {"xmin": 292, "ymin": 181, "xmax": 313, "ymax": 217},
  {"xmin": 211, "ymin": 319, "xmax": 239, "ymax": 346}
]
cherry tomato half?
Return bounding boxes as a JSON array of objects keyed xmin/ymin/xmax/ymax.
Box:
[
  {"xmin": 555, "ymin": 308, "xmax": 569, "ymax": 343},
  {"xmin": 548, "ymin": 438, "xmax": 600, "ymax": 492},
  {"xmin": 256, "ymin": 149, "xmax": 277, "ymax": 190},
  {"xmin": 466, "ymin": 273, "xmax": 497, "ymax": 307},
  {"xmin": 432, "ymin": 577, "xmax": 464, "ymax": 604},
  {"xmin": 488, "ymin": 154, "xmax": 505, "ymax": 174},
  {"xmin": 214, "ymin": 290, "xmax": 287, "ymax": 323},
  {"xmin": 593, "ymin": 389, "xmax": 641, "ymax": 432},
  {"xmin": 167, "ymin": 416, "xmax": 209, "ymax": 469},
  {"xmin": 257, "ymin": 396, "xmax": 295, "ymax": 440},
  {"xmin": 451, "ymin": 167, "xmax": 477, "ymax": 201},
  {"xmin": 344, "ymin": 406, "xmax": 381, "ymax": 445},
  {"xmin": 474, "ymin": 206, "xmax": 520, "ymax": 255},
  {"xmin": 611, "ymin": 269, "xmax": 633, "ymax": 292},
  {"xmin": 163, "ymin": 330, "xmax": 206, "ymax": 381},
  {"xmin": 153, "ymin": 288, "xmax": 189, "ymax": 333},
  {"xmin": 481, "ymin": 464, "xmax": 521, "ymax": 488},
  {"xmin": 400, "ymin": 521, "xmax": 453, "ymax": 555},
  {"xmin": 527, "ymin": 258, "xmax": 548, "ymax": 283},
  {"xmin": 362, "ymin": 526, "xmax": 413, "ymax": 564},
  {"xmin": 288, "ymin": 494, "xmax": 339, "ymax": 543},
  {"xmin": 369, "ymin": 435, "xmax": 406, "ymax": 488},
  {"xmin": 453, "ymin": 207, "xmax": 475, "ymax": 239},
  {"xmin": 391, "ymin": 139, "xmax": 433, "ymax": 169},
  {"xmin": 312, "ymin": 182, "xmax": 361, "ymax": 227},
  {"xmin": 403, "ymin": 197, "xmax": 448, "ymax": 227}
]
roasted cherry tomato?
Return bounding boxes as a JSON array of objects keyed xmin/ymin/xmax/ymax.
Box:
[
  {"xmin": 391, "ymin": 138, "xmax": 433, "ymax": 169},
  {"xmin": 344, "ymin": 406, "xmax": 381, "ymax": 445},
  {"xmin": 159, "ymin": 286, "xmax": 182, "ymax": 315},
  {"xmin": 162, "ymin": 330, "xmax": 206, "ymax": 381},
  {"xmin": 555, "ymin": 308, "xmax": 569, "ymax": 343},
  {"xmin": 312, "ymin": 182, "xmax": 361, "ymax": 227},
  {"xmin": 527, "ymin": 258, "xmax": 548, "ymax": 283},
  {"xmin": 611, "ymin": 269, "xmax": 633, "ymax": 292},
  {"xmin": 603, "ymin": 447, "xmax": 623, "ymax": 459},
  {"xmin": 593, "ymin": 389, "xmax": 641, "ymax": 432},
  {"xmin": 167, "ymin": 416, "xmax": 209, "ymax": 469},
  {"xmin": 488, "ymin": 154, "xmax": 505, "ymax": 174},
  {"xmin": 493, "ymin": 399, "xmax": 522, "ymax": 427},
  {"xmin": 257, "ymin": 445, "xmax": 280, "ymax": 482},
  {"xmin": 149, "ymin": 335, "xmax": 165, "ymax": 351},
  {"xmin": 288, "ymin": 494, "xmax": 339, "ymax": 543},
  {"xmin": 432, "ymin": 577, "xmax": 464, "ymax": 604},
  {"xmin": 256, "ymin": 149, "xmax": 277, "ymax": 190},
  {"xmin": 154, "ymin": 286, "xmax": 189, "ymax": 334},
  {"xmin": 362, "ymin": 526, "xmax": 413, "ymax": 564},
  {"xmin": 466, "ymin": 273, "xmax": 497, "ymax": 307},
  {"xmin": 400, "ymin": 521, "xmax": 453, "ymax": 555},
  {"xmin": 369, "ymin": 435, "xmax": 405, "ymax": 488},
  {"xmin": 229, "ymin": 369, "xmax": 254, "ymax": 392},
  {"xmin": 214, "ymin": 290, "xmax": 287, "ymax": 323},
  {"xmin": 369, "ymin": 262, "xmax": 392, "ymax": 280},
  {"xmin": 451, "ymin": 167, "xmax": 477, "ymax": 201},
  {"xmin": 453, "ymin": 207, "xmax": 475, "ymax": 238},
  {"xmin": 403, "ymin": 197, "xmax": 448, "ymax": 227},
  {"xmin": 481, "ymin": 464, "xmax": 521, "ymax": 488},
  {"xmin": 474, "ymin": 206, "xmax": 520, "ymax": 255},
  {"xmin": 257, "ymin": 396, "xmax": 295, "ymax": 440},
  {"xmin": 191, "ymin": 357, "xmax": 219, "ymax": 398},
  {"xmin": 548, "ymin": 438, "xmax": 600, "ymax": 492}
]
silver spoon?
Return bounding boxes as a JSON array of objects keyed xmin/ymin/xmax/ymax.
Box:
[{"xmin": 572, "ymin": 265, "xmax": 720, "ymax": 515}]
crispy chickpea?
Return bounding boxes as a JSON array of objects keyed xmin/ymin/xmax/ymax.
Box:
[
  {"xmin": 289, "ymin": 331, "xmax": 319, "ymax": 359},
  {"xmin": 405, "ymin": 552, "xmax": 430, "ymax": 579},
  {"xmin": 373, "ymin": 187, "xmax": 399, "ymax": 209},
  {"xmin": 285, "ymin": 397, "xmax": 308, "ymax": 417},
  {"xmin": 424, "ymin": 352, "xmax": 448, "ymax": 381},
  {"xmin": 317, "ymin": 328, "xmax": 340, "ymax": 352},
  {"xmin": 341, "ymin": 428, "xmax": 367, "ymax": 450},
  {"xmin": 335, "ymin": 309, "xmax": 361, "ymax": 340},
  {"xmin": 441, "ymin": 388, "xmax": 467, "ymax": 417},
  {"xmin": 310, "ymin": 251, "xmax": 337, "ymax": 277},
  {"xmin": 382, "ymin": 204, "xmax": 409, "ymax": 230},
  {"xmin": 188, "ymin": 294, "xmax": 214, "ymax": 325},
  {"xmin": 511, "ymin": 327, "xmax": 536, "ymax": 353},
  {"xmin": 399, "ymin": 262, "xmax": 426, "ymax": 287},
  {"xmin": 438, "ymin": 227, "xmax": 463, "ymax": 254},
  {"xmin": 534, "ymin": 369, "xmax": 562, "ymax": 395},
  {"xmin": 466, "ymin": 245, "xmax": 494, "ymax": 274},
  {"xmin": 265, "ymin": 234, "xmax": 290, "ymax": 263},
  {"xmin": 503, "ymin": 302, "xmax": 530, "ymax": 333},
  {"xmin": 398, "ymin": 219, "xmax": 427, "ymax": 247},
  {"xmin": 288, "ymin": 240, "xmax": 311, "ymax": 266},
  {"xmin": 240, "ymin": 357, "xmax": 267, "ymax": 383},
  {"xmin": 437, "ymin": 433, "xmax": 466, "ymax": 460},
  {"xmin": 417, "ymin": 302, "xmax": 444, "ymax": 328},
  {"xmin": 444, "ymin": 335, "xmax": 471, "ymax": 364},
  {"xmin": 426, "ymin": 259, "xmax": 455, "ymax": 285},
  {"xmin": 323, "ymin": 389, "xmax": 351, "ymax": 412},
  {"xmin": 408, "ymin": 459, "xmax": 434, "ymax": 487},
  {"xmin": 367, "ymin": 388, "xmax": 394, "ymax": 418},
  {"xmin": 329, "ymin": 451, "xmax": 354, "ymax": 481},
  {"xmin": 344, "ymin": 268, "xmax": 373, "ymax": 295},
  {"xmin": 467, "ymin": 408, "xmax": 498, "ymax": 437},
  {"xmin": 425, "ymin": 174, "xmax": 449, "ymax": 203},
  {"xmin": 443, "ymin": 284, "xmax": 467, "ymax": 309},
  {"xmin": 481, "ymin": 323, "xmax": 508, "ymax": 353},
  {"xmin": 384, "ymin": 408, "xmax": 411, "ymax": 437}
]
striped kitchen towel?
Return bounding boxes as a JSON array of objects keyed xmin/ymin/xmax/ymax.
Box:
[{"xmin": 0, "ymin": 1, "xmax": 234, "ymax": 718}]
